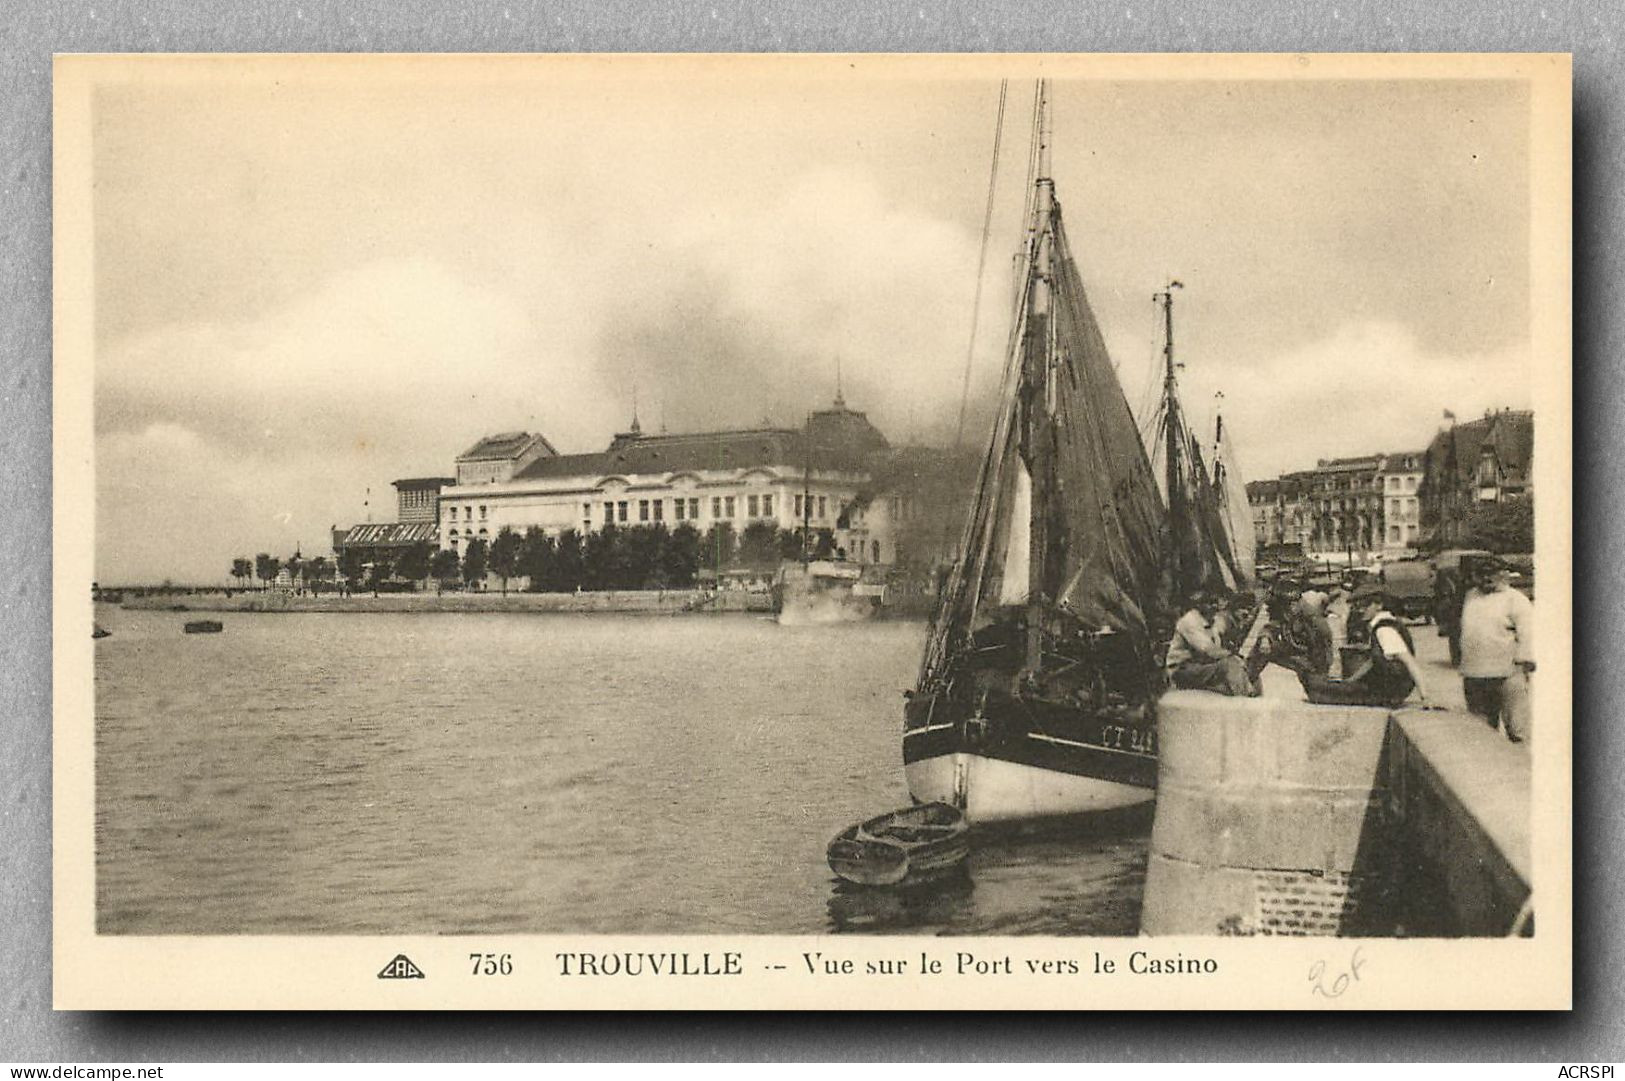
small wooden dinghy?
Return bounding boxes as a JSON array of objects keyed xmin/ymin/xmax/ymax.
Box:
[
  {"xmin": 827, "ymin": 802, "xmax": 970, "ymax": 887},
  {"xmin": 183, "ymin": 620, "xmax": 224, "ymax": 634}
]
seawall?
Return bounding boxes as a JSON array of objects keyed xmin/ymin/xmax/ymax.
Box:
[{"xmin": 1141, "ymin": 691, "xmax": 1531, "ymax": 937}]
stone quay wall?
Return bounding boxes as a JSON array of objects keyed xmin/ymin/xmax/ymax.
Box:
[{"xmin": 1141, "ymin": 691, "xmax": 1531, "ymax": 937}]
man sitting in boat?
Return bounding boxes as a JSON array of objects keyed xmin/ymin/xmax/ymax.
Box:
[
  {"xmin": 1165, "ymin": 589, "xmax": 1258, "ymax": 697},
  {"xmin": 1295, "ymin": 586, "xmax": 1432, "ymax": 709}
]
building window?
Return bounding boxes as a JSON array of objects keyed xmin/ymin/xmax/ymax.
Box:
[
  {"xmin": 617, "ymin": 501, "xmax": 628, "ymax": 523},
  {"xmin": 1405, "ymin": 476, "xmax": 1417, "ymax": 491},
  {"xmin": 763, "ymin": 495, "xmax": 774, "ymax": 517},
  {"xmin": 872, "ymin": 540, "xmax": 881, "ymax": 563},
  {"xmin": 480, "ymin": 505, "xmax": 487, "ymax": 520},
  {"xmin": 653, "ymin": 499, "xmax": 664, "ymax": 522},
  {"xmin": 639, "ymin": 499, "xmax": 650, "ymax": 522},
  {"xmin": 688, "ymin": 498, "xmax": 699, "ymax": 519},
  {"xmin": 464, "ymin": 506, "xmax": 472, "ymax": 521},
  {"xmin": 603, "ymin": 501, "xmax": 614, "ymax": 526},
  {"xmin": 818, "ymin": 496, "xmax": 827, "ymax": 519},
  {"xmin": 747, "ymin": 495, "xmax": 759, "ymax": 518},
  {"xmin": 725, "ymin": 496, "xmax": 736, "ymax": 518},
  {"xmin": 674, "ymin": 499, "xmax": 686, "ymax": 521},
  {"xmin": 712, "ymin": 497, "xmax": 722, "ymax": 519}
]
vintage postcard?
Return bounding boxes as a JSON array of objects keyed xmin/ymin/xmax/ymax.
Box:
[{"xmin": 54, "ymin": 52, "xmax": 1571, "ymax": 1010}]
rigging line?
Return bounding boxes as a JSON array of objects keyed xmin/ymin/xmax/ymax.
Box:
[{"xmin": 951, "ymin": 79, "xmax": 1009, "ymax": 454}]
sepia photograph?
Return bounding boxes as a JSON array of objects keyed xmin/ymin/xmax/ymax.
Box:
[{"xmin": 53, "ymin": 52, "xmax": 1571, "ymax": 1009}]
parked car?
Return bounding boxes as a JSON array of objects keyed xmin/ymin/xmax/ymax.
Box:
[{"xmin": 1379, "ymin": 558, "xmax": 1435, "ymax": 622}]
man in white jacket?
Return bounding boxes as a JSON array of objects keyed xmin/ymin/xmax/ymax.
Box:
[{"xmin": 1459, "ymin": 555, "xmax": 1535, "ymax": 744}]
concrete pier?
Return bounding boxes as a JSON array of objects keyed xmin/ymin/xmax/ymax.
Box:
[{"xmin": 1142, "ymin": 648, "xmax": 1533, "ymax": 937}]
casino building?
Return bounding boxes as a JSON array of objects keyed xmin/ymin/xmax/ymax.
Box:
[{"xmin": 434, "ymin": 393, "xmax": 905, "ymax": 567}]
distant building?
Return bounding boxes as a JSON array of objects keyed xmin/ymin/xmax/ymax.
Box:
[
  {"xmin": 331, "ymin": 521, "xmax": 441, "ymax": 582},
  {"xmin": 1420, "ymin": 409, "xmax": 1534, "ymax": 547},
  {"xmin": 1247, "ymin": 449, "xmax": 1435, "ymax": 562},
  {"xmin": 455, "ymin": 431, "xmax": 557, "ymax": 486},
  {"xmin": 392, "ymin": 477, "xmax": 455, "ymax": 523},
  {"xmin": 1377, "ymin": 450, "xmax": 1426, "ymax": 556},
  {"xmin": 435, "ymin": 395, "xmax": 910, "ymax": 567},
  {"xmin": 1322, "ymin": 456, "xmax": 1381, "ymax": 555}
]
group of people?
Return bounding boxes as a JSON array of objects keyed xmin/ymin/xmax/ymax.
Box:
[{"xmin": 1161, "ymin": 554, "xmax": 1534, "ymax": 745}]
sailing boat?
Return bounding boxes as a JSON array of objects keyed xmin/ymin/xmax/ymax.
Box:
[
  {"xmin": 1149, "ymin": 288, "xmax": 1254, "ymax": 600},
  {"xmin": 1211, "ymin": 396, "xmax": 1258, "ymax": 588},
  {"xmin": 902, "ymin": 83, "xmax": 1176, "ymax": 822}
]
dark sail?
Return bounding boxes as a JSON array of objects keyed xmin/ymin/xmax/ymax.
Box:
[
  {"xmin": 920, "ymin": 194, "xmax": 1171, "ymax": 696},
  {"xmin": 1146, "ymin": 305, "xmax": 1251, "ymax": 599}
]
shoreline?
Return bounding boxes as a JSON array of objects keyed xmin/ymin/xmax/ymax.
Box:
[{"xmin": 118, "ymin": 588, "xmax": 776, "ymax": 616}]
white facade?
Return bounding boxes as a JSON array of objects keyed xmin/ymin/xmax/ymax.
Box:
[
  {"xmin": 1378, "ymin": 451, "xmax": 1425, "ymax": 555},
  {"xmin": 439, "ymin": 462, "xmax": 897, "ymax": 565}
]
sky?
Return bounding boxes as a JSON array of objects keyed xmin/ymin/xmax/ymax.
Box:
[{"xmin": 88, "ymin": 57, "xmax": 1535, "ymax": 584}]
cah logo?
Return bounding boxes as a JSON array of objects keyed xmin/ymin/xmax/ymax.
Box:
[{"xmin": 377, "ymin": 954, "xmax": 426, "ymax": 980}]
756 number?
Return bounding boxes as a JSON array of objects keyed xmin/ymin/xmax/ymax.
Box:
[{"xmin": 470, "ymin": 953, "xmax": 513, "ymax": 976}]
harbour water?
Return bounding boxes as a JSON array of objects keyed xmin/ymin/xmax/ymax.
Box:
[{"xmin": 94, "ymin": 606, "xmax": 1147, "ymax": 935}]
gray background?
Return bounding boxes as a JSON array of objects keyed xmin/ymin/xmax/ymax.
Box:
[{"xmin": 2, "ymin": 0, "xmax": 1617, "ymax": 1061}]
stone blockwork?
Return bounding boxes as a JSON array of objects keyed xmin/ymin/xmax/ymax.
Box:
[
  {"xmin": 1387, "ymin": 711, "xmax": 1532, "ymax": 936},
  {"xmin": 1142, "ymin": 692, "xmax": 1394, "ymax": 936},
  {"xmin": 1142, "ymin": 691, "xmax": 1532, "ymax": 937}
]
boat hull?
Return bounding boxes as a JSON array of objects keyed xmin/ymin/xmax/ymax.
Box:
[
  {"xmin": 904, "ymin": 751, "xmax": 1152, "ymax": 823},
  {"xmin": 826, "ymin": 802, "xmax": 971, "ymax": 886},
  {"xmin": 902, "ymin": 691, "xmax": 1156, "ymax": 824}
]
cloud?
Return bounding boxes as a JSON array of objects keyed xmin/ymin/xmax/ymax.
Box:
[
  {"xmin": 94, "ymin": 257, "xmax": 607, "ymax": 582},
  {"xmin": 593, "ymin": 167, "xmax": 993, "ymax": 440},
  {"xmin": 1171, "ymin": 320, "xmax": 1532, "ymax": 482}
]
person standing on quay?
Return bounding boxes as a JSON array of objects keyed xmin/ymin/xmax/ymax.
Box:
[{"xmin": 1459, "ymin": 556, "xmax": 1535, "ymax": 744}]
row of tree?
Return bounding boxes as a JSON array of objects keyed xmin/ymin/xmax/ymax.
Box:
[
  {"xmin": 229, "ymin": 553, "xmax": 333, "ymax": 590},
  {"xmin": 230, "ymin": 522, "xmax": 843, "ymax": 596}
]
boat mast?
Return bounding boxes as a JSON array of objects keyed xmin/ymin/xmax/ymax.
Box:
[
  {"xmin": 1021, "ymin": 80, "xmax": 1055, "ymax": 677},
  {"xmin": 1157, "ymin": 281, "xmax": 1185, "ymax": 598},
  {"xmin": 802, "ymin": 408, "xmax": 813, "ymax": 562}
]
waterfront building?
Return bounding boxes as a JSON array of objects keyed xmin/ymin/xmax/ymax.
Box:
[
  {"xmin": 1419, "ymin": 409, "xmax": 1534, "ymax": 547},
  {"xmin": 1245, "ymin": 411, "xmax": 1533, "ymax": 564},
  {"xmin": 455, "ymin": 431, "xmax": 557, "ymax": 486},
  {"xmin": 1377, "ymin": 450, "xmax": 1426, "ymax": 556},
  {"xmin": 436, "ymin": 395, "xmax": 907, "ymax": 566},
  {"xmin": 331, "ymin": 521, "xmax": 441, "ymax": 577},
  {"xmin": 393, "ymin": 477, "xmax": 456, "ymax": 523},
  {"xmin": 1248, "ymin": 452, "xmax": 1426, "ymax": 563}
]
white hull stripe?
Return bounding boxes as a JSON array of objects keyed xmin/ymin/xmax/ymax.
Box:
[
  {"xmin": 1025, "ymin": 732, "xmax": 1152, "ymax": 758},
  {"xmin": 904, "ymin": 726, "xmax": 1153, "ymax": 759}
]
